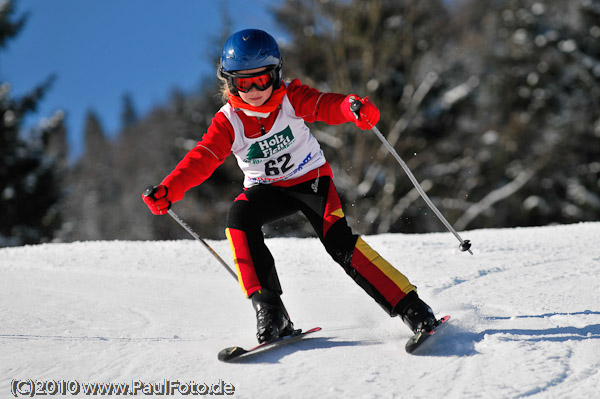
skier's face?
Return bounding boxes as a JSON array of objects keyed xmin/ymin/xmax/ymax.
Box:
[{"xmin": 236, "ymin": 67, "xmax": 274, "ymax": 107}]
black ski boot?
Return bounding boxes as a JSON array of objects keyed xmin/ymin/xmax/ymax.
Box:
[
  {"xmin": 395, "ymin": 291, "xmax": 437, "ymax": 334},
  {"xmin": 251, "ymin": 289, "xmax": 294, "ymax": 344}
]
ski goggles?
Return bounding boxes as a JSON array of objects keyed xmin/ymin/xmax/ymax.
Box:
[{"xmin": 222, "ymin": 66, "xmax": 278, "ymax": 93}]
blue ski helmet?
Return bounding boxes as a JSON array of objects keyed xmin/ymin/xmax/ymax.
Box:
[{"xmin": 220, "ymin": 29, "xmax": 282, "ymax": 72}]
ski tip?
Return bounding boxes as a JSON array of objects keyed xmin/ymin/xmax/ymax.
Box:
[
  {"xmin": 405, "ymin": 333, "xmax": 423, "ymax": 354},
  {"xmin": 405, "ymin": 315, "xmax": 451, "ymax": 354},
  {"xmin": 217, "ymin": 327, "xmax": 322, "ymax": 362},
  {"xmin": 217, "ymin": 346, "xmax": 248, "ymax": 362}
]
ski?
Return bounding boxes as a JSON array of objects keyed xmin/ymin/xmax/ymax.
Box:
[
  {"xmin": 218, "ymin": 327, "xmax": 322, "ymax": 362},
  {"xmin": 405, "ymin": 315, "xmax": 451, "ymax": 354}
]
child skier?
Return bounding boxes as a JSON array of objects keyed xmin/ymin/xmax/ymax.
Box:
[{"xmin": 143, "ymin": 29, "xmax": 438, "ymax": 344}]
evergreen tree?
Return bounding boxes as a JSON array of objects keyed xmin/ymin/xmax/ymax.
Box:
[
  {"xmin": 62, "ymin": 111, "xmax": 114, "ymax": 240},
  {"xmin": 449, "ymin": 0, "xmax": 600, "ymax": 229},
  {"xmin": 273, "ymin": 0, "xmax": 600, "ymax": 234},
  {"xmin": 0, "ymin": 0, "xmax": 65, "ymax": 246},
  {"xmin": 120, "ymin": 92, "xmax": 138, "ymax": 129}
]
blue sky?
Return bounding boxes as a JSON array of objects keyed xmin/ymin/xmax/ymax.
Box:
[{"xmin": 1, "ymin": 0, "xmax": 280, "ymax": 160}]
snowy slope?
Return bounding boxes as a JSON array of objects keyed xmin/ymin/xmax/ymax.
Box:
[{"xmin": 1, "ymin": 222, "xmax": 599, "ymax": 398}]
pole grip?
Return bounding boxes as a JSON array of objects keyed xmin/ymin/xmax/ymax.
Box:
[
  {"xmin": 143, "ymin": 185, "xmax": 157, "ymax": 198},
  {"xmin": 349, "ymin": 96, "xmax": 362, "ymax": 119}
]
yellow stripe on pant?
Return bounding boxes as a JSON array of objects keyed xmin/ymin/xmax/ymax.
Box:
[{"xmin": 352, "ymin": 237, "xmax": 417, "ymax": 307}]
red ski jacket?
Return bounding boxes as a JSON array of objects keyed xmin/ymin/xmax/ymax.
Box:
[{"xmin": 161, "ymin": 79, "xmax": 351, "ymax": 203}]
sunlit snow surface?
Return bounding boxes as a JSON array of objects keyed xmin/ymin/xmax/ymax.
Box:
[{"xmin": 2, "ymin": 223, "xmax": 599, "ymax": 398}]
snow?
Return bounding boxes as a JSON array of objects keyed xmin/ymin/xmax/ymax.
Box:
[{"xmin": 1, "ymin": 222, "xmax": 599, "ymax": 398}]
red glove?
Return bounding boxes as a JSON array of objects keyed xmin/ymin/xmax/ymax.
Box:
[
  {"xmin": 143, "ymin": 185, "xmax": 171, "ymax": 215},
  {"xmin": 341, "ymin": 94, "xmax": 380, "ymax": 130}
]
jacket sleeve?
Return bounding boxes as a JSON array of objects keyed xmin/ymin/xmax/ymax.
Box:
[
  {"xmin": 286, "ymin": 79, "xmax": 350, "ymax": 125},
  {"xmin": 161, "ymin": 112, "xmax": 234, "ymax": 202}
]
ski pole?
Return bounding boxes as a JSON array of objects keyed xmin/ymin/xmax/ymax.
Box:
[
  {"xmin": 143, "ymin": 186, "xmax": 239, "ymax": 280},
  {"xmin": 349, "ymin": 98, "xmax": 473, "ymax": 255}
]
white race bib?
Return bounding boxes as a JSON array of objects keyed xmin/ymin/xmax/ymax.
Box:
[{"xmin": 221, "ymin": 94, "xmax": 325, "ymax": 187}]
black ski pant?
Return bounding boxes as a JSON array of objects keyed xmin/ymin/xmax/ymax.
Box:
[{"xmin": 225, "ymin": 176, "xmax": 416, "ymax": 316}]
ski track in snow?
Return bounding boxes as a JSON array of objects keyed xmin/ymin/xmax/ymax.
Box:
[{"xmin": 1, "ymin": 222, "xmax": 599, "ymax": 398}]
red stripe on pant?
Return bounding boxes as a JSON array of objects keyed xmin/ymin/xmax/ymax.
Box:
[
  {"xmin": 323, "ymin": 180, "xmax": 344, "ymax": 237},
  {"xmin": 226, "ymin": 227, "xmax": 261, "ymax": 297}
]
